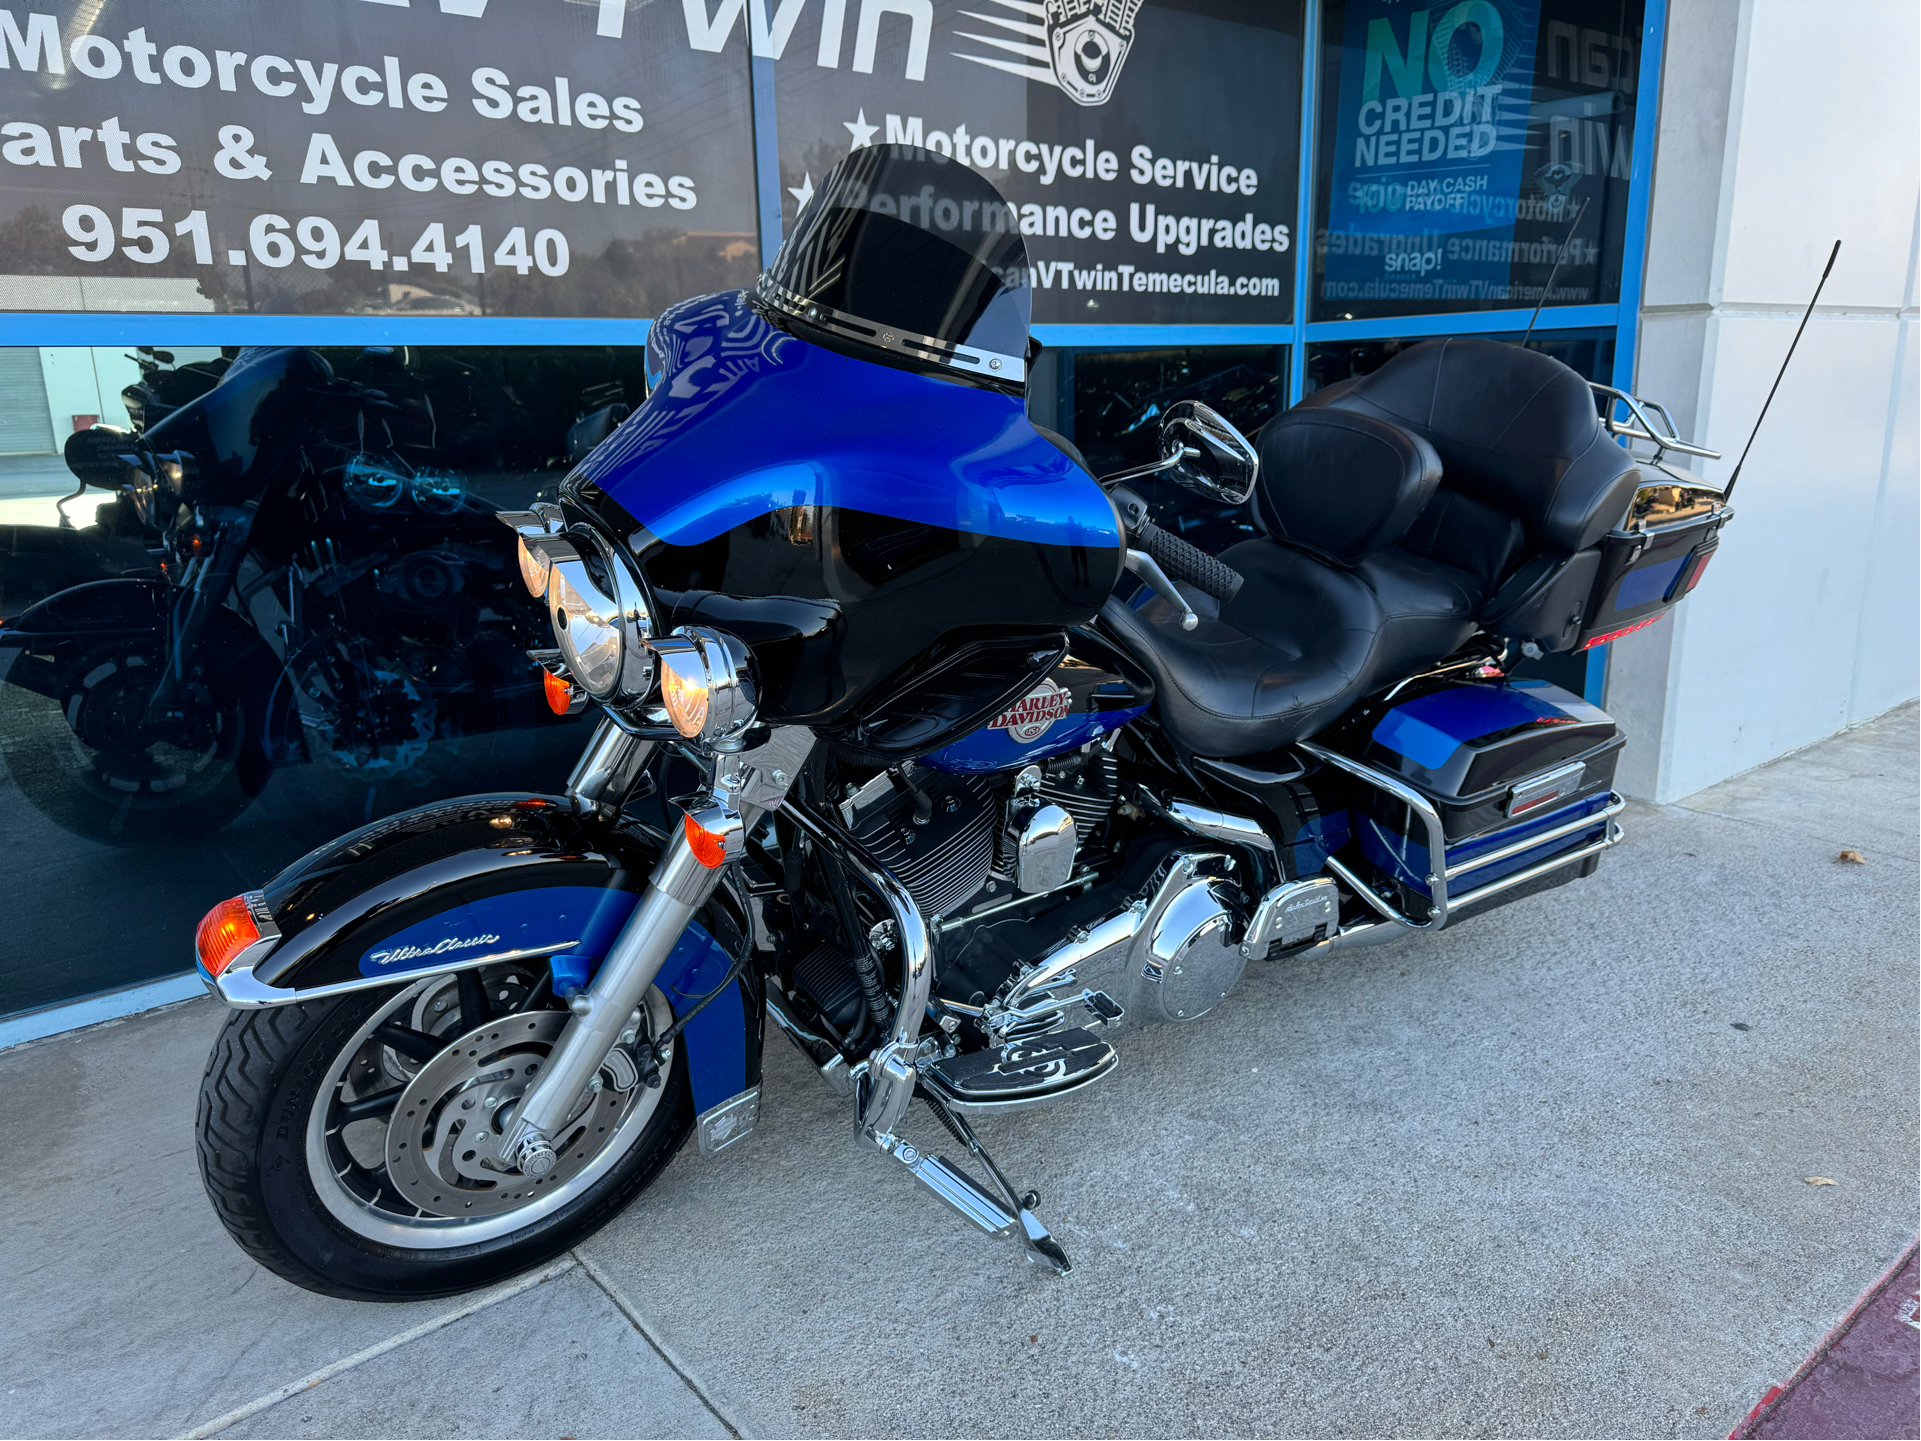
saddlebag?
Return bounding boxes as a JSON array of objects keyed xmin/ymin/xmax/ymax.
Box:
[{"xmin": 1344, "ymin": 679, "xmax": 1624, "ymax": 905}]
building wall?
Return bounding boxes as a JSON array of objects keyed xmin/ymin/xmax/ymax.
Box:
[{"xmin": 1612, "ymin": 0, "xmax": 1920, "ymax": 802}]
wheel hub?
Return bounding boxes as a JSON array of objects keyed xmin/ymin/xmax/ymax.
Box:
[{"xmin": 383, "ymin": 1010, "xmax": 658, "ymax": 1219}]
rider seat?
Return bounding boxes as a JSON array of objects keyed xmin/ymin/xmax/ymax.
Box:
[{"xmin": 1101, "ymin": 339, "xmax": 1639, "ymax": 758}]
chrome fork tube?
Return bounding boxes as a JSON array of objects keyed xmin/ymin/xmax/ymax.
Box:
[
  {"xmin": 506, "ymin": 814, "xmax": 725, "ymax": 1174},
  {"xmin": 566, "ymin": 720, "xmax": 653, "ymax": 816},
  {"xmin": 782, "ymin": 801, "xmax": 931, "ymax": 1142}
]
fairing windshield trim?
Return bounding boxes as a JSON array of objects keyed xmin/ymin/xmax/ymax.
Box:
[{"xmin": 755, "ymin": 275, "xmax": 1026, "ymax": 386}]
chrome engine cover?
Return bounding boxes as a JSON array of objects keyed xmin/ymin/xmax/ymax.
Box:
[
  {"xmin": 987, "ymin": 849, "xmax": 1247, "ymax": 1041},
  {"xmin": 1008, "ymin": 797, "xmax": 1078, "ymax": 894},
  {"xmin": 1139, "ymin": 872, "xmax": 1244, "ymax": 1023}
]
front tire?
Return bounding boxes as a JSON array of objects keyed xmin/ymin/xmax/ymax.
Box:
[{"xmin": 196, "ymin": 975, "xmax": 692, "ymax": 1300}]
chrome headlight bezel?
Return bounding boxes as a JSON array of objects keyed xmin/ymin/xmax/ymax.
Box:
[
  {"xmin": 650, "ymin": 626, "xmax": 757, "ymax": 750},
  {"xmin": 510, "ymin": 516, "xmax": 654, "ymax": 705}
]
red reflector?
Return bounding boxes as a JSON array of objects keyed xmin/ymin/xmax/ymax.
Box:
[
  {"xmin": 1510, "ymin": 789, "xmax": 1564, "ymax": 815},
  {"xmin": 1582, "ymin": 613, "xmax": 1668, "ymax": 650},
  {"xmin": 543, "ymin": 670, "xmax": 575, "ymax": 715},
  {"xmin": 196, "ymin": 896, "xmax": 261, "ymax": 978},
  {"xmin": 683, "ymin": 811, "xmax": 728, "ymax": 869},
  {"xmin": 1682, "ymin": 551, "xmax": 1715, "ymax": 594}
]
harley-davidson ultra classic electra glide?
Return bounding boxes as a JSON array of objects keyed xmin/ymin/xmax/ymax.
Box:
[{"xmin": 192, "ymin": 147, "xmax": 1733, "ymax": 1297}]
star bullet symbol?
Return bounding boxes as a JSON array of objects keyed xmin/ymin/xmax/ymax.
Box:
[
  {"xmin": 843, "ymin": 108, "xmax": 878, "ymax": 149},
  {"xmin": 787, "ymin": 172, "xmax": 815, "ymax": 210}
]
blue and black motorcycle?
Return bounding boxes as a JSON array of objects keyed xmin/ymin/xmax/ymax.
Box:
[{"xmin": 191, "ymin": 147, "xmax": 1732, "ymax": 1299}]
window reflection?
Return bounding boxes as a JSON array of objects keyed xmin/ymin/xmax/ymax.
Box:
[{"xmin": 0, "ymin": 344, "xmax": 642, "ymax": 1013}]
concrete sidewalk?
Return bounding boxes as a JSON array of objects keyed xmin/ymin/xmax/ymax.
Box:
[{"xmin": 2, "ymin": 705, "xmax": 1915, "ymax": 1440}]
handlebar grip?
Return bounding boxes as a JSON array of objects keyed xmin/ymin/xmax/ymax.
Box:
[{"xmin": 1133, "ymin": 520, "xmax": 1243, "ymax": 605}]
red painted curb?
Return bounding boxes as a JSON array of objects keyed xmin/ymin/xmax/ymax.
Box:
[{"xmin": 1730, "ymin": 1238, "xmax": 1921, "ymax": 1440}]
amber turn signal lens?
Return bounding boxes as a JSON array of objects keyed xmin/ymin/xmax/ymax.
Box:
[
  {"xmin": 196, "ymin": 895, "xmax": 260, "ymax": 978},
  {"xmin": 683, "ymin": 811, "xmax": 729, "ymax": 869},
  {"xmin": 543, "ymin": 670, "xmax": 575, "ymax": 715}
]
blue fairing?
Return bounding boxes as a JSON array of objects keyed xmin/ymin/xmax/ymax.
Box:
[
  {"xmin": 577, "ymin": 290, "xmax": 1120, "ymax": 550},
  {"xmin": 355, "ymin": 884, "xmax": 749, "ymax": 1114}
]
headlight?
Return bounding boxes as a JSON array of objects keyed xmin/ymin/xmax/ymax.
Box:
[
  {"xmin": 410, "ymin": 468, "xmax": 468, "ymax": 514},
  {"xmin": 650, "ymin": 627, "xmax": 756, "ymax": 748},
  {"xmin": 543, "ymin": 529, "xmax": 653, "ymax": 702},
  {"xmin": 342, "ymin": 453, "xmax": 405, "ymax": 510},
  {"xmin": 517, "ymin": 535, "xmax": 551, "ymax": 596}
]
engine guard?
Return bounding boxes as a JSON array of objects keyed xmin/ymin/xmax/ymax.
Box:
[{"xmin": 202, "ymin": 791, "xmax": 763, "ymax": 1120}]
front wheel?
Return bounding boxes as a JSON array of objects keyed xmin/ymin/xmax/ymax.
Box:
[{"xmin": 196, "ymin": 969, "xmax": 692, "ymax": 1300}]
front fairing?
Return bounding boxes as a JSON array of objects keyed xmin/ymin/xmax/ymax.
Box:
[{"xmin": 566, "ymin": 290, "xmax": 1124, "ymax": 728}]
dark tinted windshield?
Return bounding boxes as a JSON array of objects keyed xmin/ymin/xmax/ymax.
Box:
[{"xmin": 761, "ymin": 145, "xmax": 1030, "ymax": 379}]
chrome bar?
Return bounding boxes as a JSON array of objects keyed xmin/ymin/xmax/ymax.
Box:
[
  {"xmin": 1300, "ymin": 742, "xmax": 1624, "ymax": 935},
  {"xmin": 1323, "ymin": 817, "xmax": 1623, "ymax": 933},
  {"xmin": 1299, "ymin": 741, "xmax": 1452, "ymax": 928},
  {"xmin": 782, "ymin": 799, "xmax": 933, "ymax": 1142},
  {"xmin": 1445, "ymin": 794, "xmax": 1628, "ymax": 880},
  {"xmin": 1447, "ymin": 820, "xmax": 1623, "ymax": 912},
  {"xmin": 1588, "ymin": 382, "xmax": 1723, "ymax": 461}
]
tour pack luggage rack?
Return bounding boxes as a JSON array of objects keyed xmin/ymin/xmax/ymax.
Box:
[{"xmin": 1297, "ymin": 740, "xmax": 1626, "ymax": 933}]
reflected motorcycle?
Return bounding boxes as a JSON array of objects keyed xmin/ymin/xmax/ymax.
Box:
[
  {"xmin": 0, "ymin": 348, "xmax": 557, "ymax": 843},
  {"xmin": 190, "ymin": 147, "xmax": 1731, "ymax": 1298}
]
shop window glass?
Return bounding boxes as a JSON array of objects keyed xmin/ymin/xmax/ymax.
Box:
[
  {"xmin": 1311, "ymin": 0, "xmax": 1647, "ymax": 322},
  {"xmin": 0, "ymin": 344, "xmax": 641, "ymax": 1016},
  {"xmin": 1035, "ymin": 345, "xmax": 1284, "ymax": 552}
]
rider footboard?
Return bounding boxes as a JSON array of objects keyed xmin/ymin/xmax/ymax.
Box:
[{"xmin": 1303, "ymin": 678, "xmax": 1627, "ymax": 930}]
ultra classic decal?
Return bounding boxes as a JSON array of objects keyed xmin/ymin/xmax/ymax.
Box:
[{"xmin": 356, "ymin": 885, "xmax": 635, "ymax": 978}]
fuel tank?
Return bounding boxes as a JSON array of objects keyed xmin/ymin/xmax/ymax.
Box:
[
  {"xmin": 565, "ymin": 291, "xmax": 1124, "ymax": 742},
  {"xmin": 916, "ymin": 628, "xmax": 1152, "ymax": 773}
]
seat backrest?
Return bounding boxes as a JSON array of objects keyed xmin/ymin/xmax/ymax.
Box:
[
  {"xmin": 1251, "ymin": 406, "xmax": 1441, "ymax": 568},
  {"xmin": 1301, "ymin": 338, "xmax": 1639, "ymax": 556}
]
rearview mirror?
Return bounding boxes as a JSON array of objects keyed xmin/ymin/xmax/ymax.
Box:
[{"xmin": 1159, "ymin": 400, "xmax": 1258, "ymax": 506}]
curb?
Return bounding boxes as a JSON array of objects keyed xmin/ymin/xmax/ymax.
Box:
[{"xmin": 1729, "ymin": 1237, "xmax": 1921, "ymax": 1439}]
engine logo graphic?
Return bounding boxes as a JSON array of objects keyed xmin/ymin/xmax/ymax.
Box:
[
  {"xmin": 955, "ymin": 0, "xmax": 1143, "ymax": 108},
  {"xmin": 992, "ymin": 678, "xmax": 1074, "ymax": 742}
]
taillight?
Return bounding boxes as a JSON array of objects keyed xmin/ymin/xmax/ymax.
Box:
[
  {"xmin": 1582, "ymin": 614, "xmax": 1666, "ymax": 650},
  {"xmin": 196, "ymin": 895, "xmax": 261, "ymax": 978}
]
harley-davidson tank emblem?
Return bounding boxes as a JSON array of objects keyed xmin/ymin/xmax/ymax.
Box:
[
  {"xmin": 955, "ymin": 0, "xmax": 1142, "ymax": 108},
  {"xmin": 992, "ymin": 678, "xmax": 1074, "ymax": 742}
]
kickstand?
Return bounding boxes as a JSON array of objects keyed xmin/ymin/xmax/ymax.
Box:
[{"xmin": 919, "ymin": 1090, "xmax": 1072, "ymax": 1273}]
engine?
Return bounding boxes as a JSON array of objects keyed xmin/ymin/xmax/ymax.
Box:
[{"xmin": 837, "ymin": 746, "xmax": 1123, "ymax": 924}]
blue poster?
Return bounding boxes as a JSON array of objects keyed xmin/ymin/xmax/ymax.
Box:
[{"xmin": 1322, "ymin": 0, "xmax": 1541, "ymax": 306}]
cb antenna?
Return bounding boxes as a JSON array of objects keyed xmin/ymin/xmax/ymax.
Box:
[
  {"xmin": 1723, "ymin": 239, "xmax": 1841, "ymax": 500},
  {"xmin": 1521, "ymin": 196, "xmax": 1590, "ymax": 347}
]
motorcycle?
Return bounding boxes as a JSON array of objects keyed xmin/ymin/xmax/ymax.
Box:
[
  {"xmin": 188, "ymin": 146, "xmax": 1732, "ymax": 1299},
  {"xmin": 0, "ymin": 347, "xmax": 570, "ymax": 844}
]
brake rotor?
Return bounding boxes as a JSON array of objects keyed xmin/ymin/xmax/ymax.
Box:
[{"xmin": 383, "ymin": 1004, "xmax": 666, "ymax": 1220}]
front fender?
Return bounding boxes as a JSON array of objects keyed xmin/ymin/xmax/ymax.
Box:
[{"xmin": 212, "ymin": 791, "xmax": 763, "ymax": 1117}]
